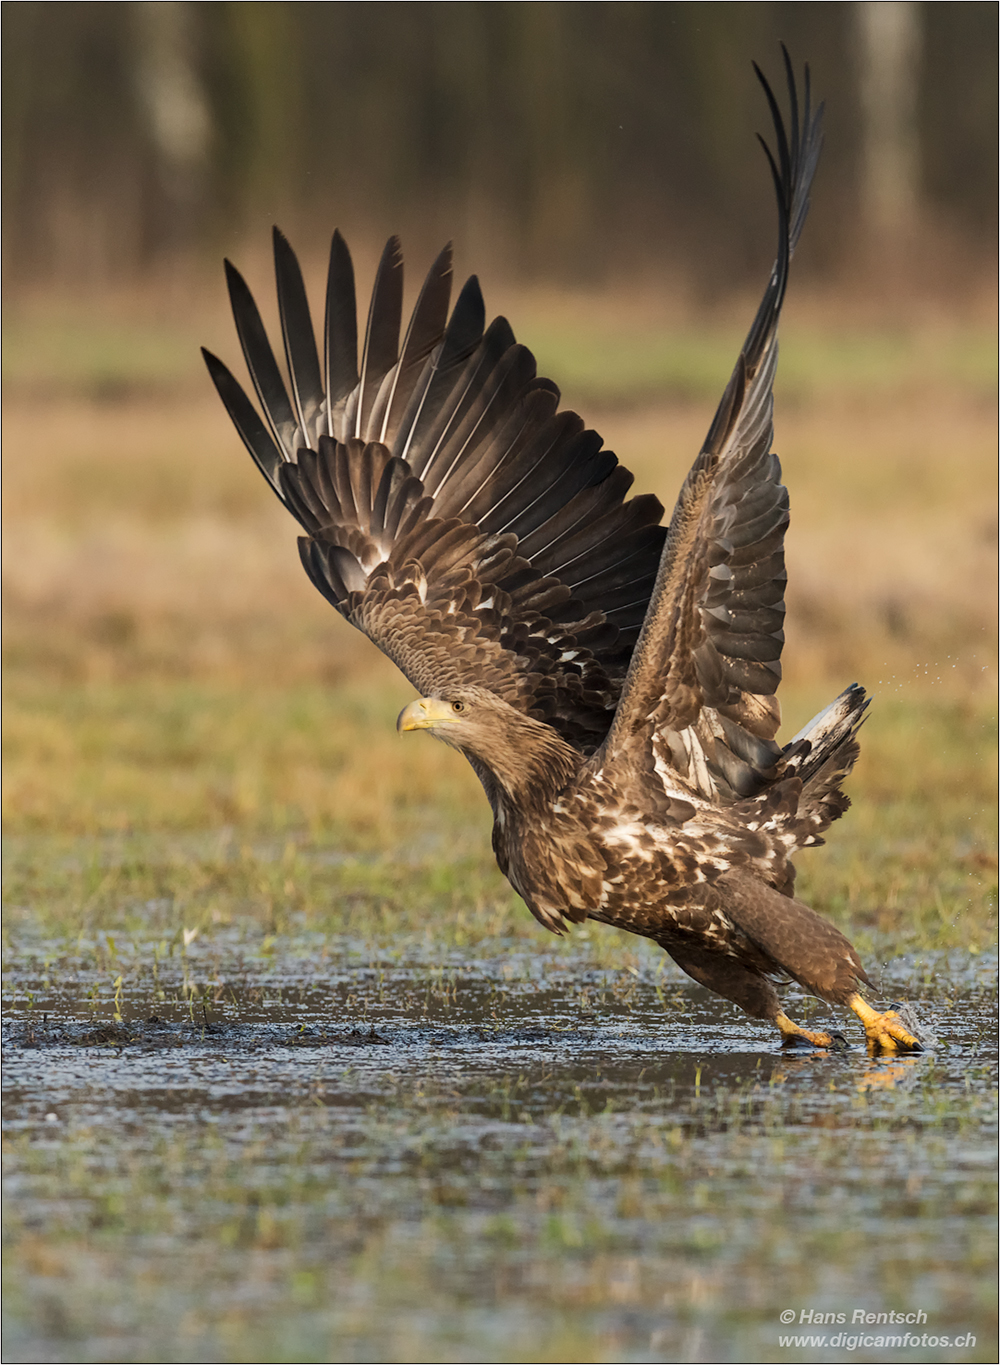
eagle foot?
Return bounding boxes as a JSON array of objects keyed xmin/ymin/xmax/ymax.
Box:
[
  {"xmin": 848, "ymin": 994, "xmax": 924, "ymax": 1056},
  {"xmin": 775, "ymin": 1012, "xmax": 845, "ymax": 1050}
]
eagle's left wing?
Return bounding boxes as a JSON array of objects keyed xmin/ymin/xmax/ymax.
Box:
[
  {"xmin": 599, "ymin": 51, "xmax": 823, "ymax": 801},
  {"xmin": 203, "ymin": 228, "xmax": 666, "ymax": 755}
]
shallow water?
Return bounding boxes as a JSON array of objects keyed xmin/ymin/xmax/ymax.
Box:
[{"xmin": 3, "ymin": 940, "xmax": 997, "ymax": 1363}]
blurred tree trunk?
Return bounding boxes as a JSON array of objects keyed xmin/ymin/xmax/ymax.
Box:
[
  {"xmin": 132, "ymin": 2, "xmax": 211, "ymax": 257},
  {"xmin": 855, "ymin": 1, "xmax": 921, "ymax": 240}
]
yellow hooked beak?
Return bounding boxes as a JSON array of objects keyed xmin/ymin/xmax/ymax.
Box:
[{"xmin": 396, "ymin": 696, "xmax": 462, "ymax": 733}]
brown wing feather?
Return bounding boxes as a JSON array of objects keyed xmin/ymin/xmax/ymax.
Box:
[
  {"xmin": 205, "ymin": 230, "xmax": 666, "ymax": 755},
  {"xmin": 599, "ymin": 56, "xmax": 823, "ymax": 801},
  {"xmin": 289, "ymin": 438, "xmax": 637, "ymax": 751}
]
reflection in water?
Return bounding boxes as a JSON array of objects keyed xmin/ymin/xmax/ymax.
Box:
[{"xmin": 856, "ymin": 1055, "xmax": 924, "ymax": 1091}]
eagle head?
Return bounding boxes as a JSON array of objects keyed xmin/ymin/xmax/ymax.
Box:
[{"xmin": 396, "ymin": 687, "xmax": 579, "ymax": 802}]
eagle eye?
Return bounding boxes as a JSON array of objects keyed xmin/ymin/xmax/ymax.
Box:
[{"xmin": 451, "ymin": 700, "xmax": 465, "ymax": 713}]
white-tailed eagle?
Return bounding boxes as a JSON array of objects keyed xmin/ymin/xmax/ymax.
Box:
[{"xmin": 203, "ymin": 52, "xmax": 921, "ymax": 1054}]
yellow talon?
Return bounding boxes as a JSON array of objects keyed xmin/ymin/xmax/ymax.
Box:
[
  {"xmin": 848, "ymin": 993, "xmax": 923, "ymax": 1055},
  {"xmin": 775, "ymin": 1011, "xmax": 844, "ymax": 1050}
]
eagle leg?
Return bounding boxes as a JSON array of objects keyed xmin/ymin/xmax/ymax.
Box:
[
  {"xmin": 774, "ymin": 1011, "xmax": 848, "ymax": 1051},
  {"xmin": 847, "ymin": 993, "xmax": 924, "ymax": 1055}
]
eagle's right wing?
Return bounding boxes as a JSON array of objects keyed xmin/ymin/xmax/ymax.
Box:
[{"xmin": 599, "ymin": 50, "xmax": 824, "ymax": 800}]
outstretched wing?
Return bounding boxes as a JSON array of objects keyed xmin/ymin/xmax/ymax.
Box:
[
  {"xmin": 203, "ymin": 235, "xmax": 665, "ymax": 755},
  {"xmin": 599, "ymin": 50, "xmax": 824, "ymax": 800}
]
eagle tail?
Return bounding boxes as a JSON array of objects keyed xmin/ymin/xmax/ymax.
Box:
[{"xmin": 782, "ymin": 683, "xmax": 869, "ymax": 843}]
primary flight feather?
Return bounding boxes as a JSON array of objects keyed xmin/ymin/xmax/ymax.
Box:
[{"xmin": 203, "ymin": 51, "xmax": 922, "ymax": 1054}]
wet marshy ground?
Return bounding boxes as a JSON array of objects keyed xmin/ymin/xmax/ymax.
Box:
[
  {"xmin": 4, "ymin": 269, "xmax": 997, "ymax": 1362},
  {"xmin": 3, "ymin": 935, "xmax": 997, "ymax": 1363}
]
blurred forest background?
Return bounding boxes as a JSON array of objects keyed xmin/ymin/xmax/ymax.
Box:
[
  {"xmin": 2, "ymin": 1, "xmax": 997, "ymax": 292},
  {"xmin": 3, "ymin": 2, "xmax": 996, "ymax": 858}
]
